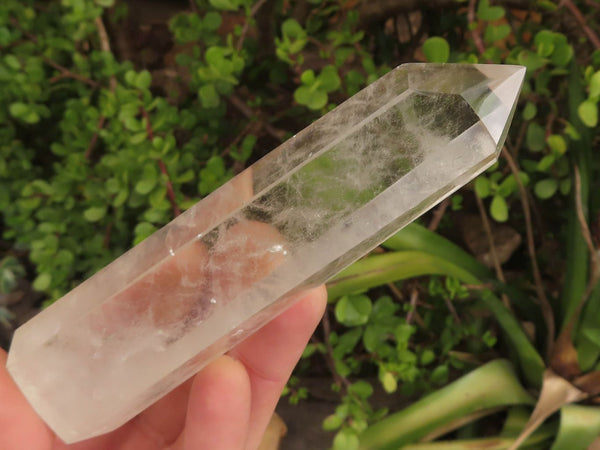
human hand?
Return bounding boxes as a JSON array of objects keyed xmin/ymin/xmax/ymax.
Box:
[{"xmin": 0, "ymin": 285, "xmax": 327, "ymax": 450}]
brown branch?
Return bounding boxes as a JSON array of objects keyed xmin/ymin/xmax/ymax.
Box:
[
  {"xmin": 574, "ymin": 165, "xmax": 599, "ymax": 300},
  {"xmin": 574, "ymin": 166, "xmax": 598, "ymax": 270},
  {"xmin": 84, "ymin": 116, "xmax": 106, "ymax": 161},
  {"xmin": 468, "ymin": 0, "xmax": 486, "ymax": 56},
  {"xmin": 228, "ymin": 95, "xmax": 286, "ymax": 142},
  {"xmin": 405, "ymin": 286, "xmax": 419, "ymax": 325},
  {"xmin": 140, "ymin": 107, "xmax": 181, "ymax": 218},
  {"xmin": 502, "ymin": 147, "xmax": 555, "ymax": 357},
  {"xmin": 188, "ymin": 0, "xmax": 200, "ymax": 13},
  {"xmin": 474, "ymin": 193, "xmax": 511, "ymax": 311},
  {"xmin": 43, "ymin": 56, "xmax": 100, "ymax": 89},
  {"xmin": 236, "ymin": 0, "xmax": 268, "ymax": 51},
  {"xmin": 94, "ymin": 16, "xmax": 117, "ymax": 92},
  {"xmin": 428, "ymin": 198, "xmax": 450, "ymax": 231},
  {"xmin": 561, "ymin": 0, "xmax": 600, "ymax": 51},
  {"xmin": 321, "ymin": 307, "xmax": 351, "ymax": 391}
]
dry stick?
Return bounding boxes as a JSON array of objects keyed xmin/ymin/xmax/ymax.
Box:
[
  {"xmin": 86, "ymin": 16, "xmax": 116, "ymax": 161},
  {"xmin": 188, "ymin": 0, "xmax": 200, "ymax": 13},
  {"xmin": 428, "ymin": 198, "xmax": 450, "ymax": 231},
  {"xmin": 228, "ymin": 94, "xmax": 286, "ymax": 142},
  {"xmin": 84, "ymin": 116, "xmax": 106, "ymax": 161},
  {"xmin": 43, "ymin": 57, "xmax": 100, "ymax": 89},
  {"xmin": 574, "ymin": 165, "xmax": 599, "ymax": 300},
  {"xmin": 236, "ymin": 0, "xmax": 269, "ymax": 51},
  {"xmin": 467, "ymin": 0, "xmax": 486, "ymax": 56},
  {"xmin": 94, "ymin": 16, "xmax": 117, "ymax": 92},
  {"xmin": 321, "ymin": 308, "xmax": 351, "ymax": 390},
  {"xmin": 21, "ymin": 15, "xmax": 100, "ymax": 89},
  {"xmin": 405, "ymin": 286, "xmax": 419, "ymax": 325},
  {"xmin": 474, "ymin": 194, "xmax": 512, "ymax": 312},
  {"xmin": 561, "ymin": 0, "xmax": 600, "ymax": 51},
  {"xmin": 140, "ymin": 107, "xmax": 182, "ymax": 218},
  {"xmin": 502, "ymin": 147, "xmax": 555, "ymax": 357}
]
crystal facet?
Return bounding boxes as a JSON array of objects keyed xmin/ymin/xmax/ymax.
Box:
[{"xmin": 7, "ymin": 63, "xmax": 526, "ymax": 443}]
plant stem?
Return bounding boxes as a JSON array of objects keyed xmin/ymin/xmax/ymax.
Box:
[
  {"xmin": 561, "ymin": 0, "xmax": 600, "ymax": 50},
  {"xmin": 502, "ymin": 147, "xmax": 555, "ymax": 358},
  {"xmin": 140, "ymin": 107, "xmax": 181, "ymax": 218}
]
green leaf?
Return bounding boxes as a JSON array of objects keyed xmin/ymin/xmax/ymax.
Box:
[
  {"xmin": 420, "ymin": 349, "xmax": 436, "ymax": 365},
  {"xmin": 477, "ymin": 0, "xmax": 505, "ymax": 21},
  {"xmin": 578, "ymin": 99, "xmax": 598, "ymax": 127},
  {"xmin": 517, "ymin": 50, "xmax": 548, "ymax": 72},
  {"xmin": 581, "ymin": 328, "xmax": 600, "ymax": 347},
  {"xmin": 522, "ymin": 102, "xmax": 537, "ymax": 120},
  {"xmin": 95, "ymin": 0, "xmax": 115, "ymax": 7},
  {"xmin": 484, "ymin": 24, "xmax": 511, "ymax": 43},
  {"xmin": 323, "ymin": 414, "xmax": 343, "ymax": 431},
  {"xmin": 135, "ymin": 178, "xmax": 157, "ymax": 195},
  {"xmin": 281, "ymin": 18, "xmax": 306, "ymax": 40},
  {"xmin": 349, "ymin": 380, "xmax": 374, "ymax": 399},
  {"xmin": 430, "ymin": 364, "xmax": 449, "ymax": 384},
  {"xmin": 300, "ymin": 69, "xmax": 315, "ymax": 85},
  {"xmin": 422, "ymin": 37, "xmax": 450, "ymax": 63},
  {"xmin": 474, "ymin": 176, "xmax": 491, "ymax": 198},
  {"xmin": 590, "ymin": 71, "xmax": 600, "ymax": 99},
  {"xmin": 4, "ymin": 55, "xmax": 21, "ymax": 70},
  {"xmin": 294, "ymin": 86, "xmax": 328, "ymax": 110},
  {"xmin": 317, "ymin": 65, "xmax": 341, "ymax": 92},
  {"xmin": 209, "ymin": 0, "xmax": 239, "ymax": 11},
  {"xmin": 547, "ymin": 134, "xmax": 567, "ymax": 155},
  {"xmin": 134, "ymin": 222, "xmax": 157, "ymax": 245},
  {"xmin": 333, "ymin": 429, "xmax": 359, "ymax": 450},
  {"xmin": 490, "ymin": 195, "xmax": 508, "ymax": 222},
  {"xmin": 526, "ymin": 122, "xmax": 546, "ymax": 151},
  {"xmin": 380, "ymin": 371, "xmax": 398, "ymax": 393},
  {"xmin": 199, "ymin": 84, "xmax": 220, "ymax": 109},
  {"xmin": 135, "ymin": 70, "xmax": 152, "ymax": 90},
  {"xmin": 9, "ymin": 102, "xmax": 40, "ymax": 124},
  {"xmin": 335, "ymin": 294, "xmax": 372, "ymax": 326},
  {"xmin": 534, "ymin": 178, "xmax": 558, "ymax": 199},
  {"xmin": 33, "ymin": 272, "xmax": 52, "ymax": 291},
  {"xmin": 83, "ymin": 206, "xmax": 107, "ymax": 222}
]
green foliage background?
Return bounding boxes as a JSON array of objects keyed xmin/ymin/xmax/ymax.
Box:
[{"xmin": 2, "ymin": 0, "xmax": 600, "ymax": 448}]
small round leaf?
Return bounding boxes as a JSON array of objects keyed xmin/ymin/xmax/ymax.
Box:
[{"xmin": 422, "ymin": 37, "xmax": 450, "ymax": 63}]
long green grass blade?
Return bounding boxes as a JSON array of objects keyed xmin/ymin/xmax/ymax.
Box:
[
  {"xmin": 550, "ymin": 405, "xmax": 600, "ymax": 450},
  {"xmin": 575, "ymin": 282, "xmax": 600, "ymax": 371},
  {"xmin": 560, "ymin": 61, "xmax": 592, "ymax": 328},
  {"xmin": 358, "ymin": 360, "xmax": 534, "ymax": 450},
  {"xmin": 382, "ymin": 223, "xmax": 491, "ymax": 280}
]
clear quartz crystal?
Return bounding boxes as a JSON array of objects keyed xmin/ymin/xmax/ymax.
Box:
[{"xmin": 7, "ymin": 63, "xmax": 525, "ymax": 443}]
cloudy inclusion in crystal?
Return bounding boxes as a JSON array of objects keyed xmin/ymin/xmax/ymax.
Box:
[{"xmin": 7, "ymin": 63, "xmax": 525, "ymax": 443}]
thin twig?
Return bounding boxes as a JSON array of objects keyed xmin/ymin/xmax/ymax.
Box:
[
  {"xmin": 188, "ymin": 0, "xmax": 200, "ymax": 13},
  {"xmin": 574, "ymin": 165, "xmax": 599, "ymax": 297},
  {"xmin": 406, "ymin": 286, "xmax": 419, "ymax": 325},
  {"xmin": 502, "ymin": 147, "xmax": 555, "ymax": 357},
  {"xmin": 574, "ymin": 165, "xmax": 597, "ymax": 268},
  {"xmin": 43, "ymin": 56, "xmax": 100, "ymax": 89},
  {"xmin": 94, "ymin": 16, "xmax": 117, "ymax": 91},
  {"xmin": 474, "ymin": 193, "xmax": 512, "ymax": 311},
  {"xmin": 228, "ymin": 94, "xmax": 286, "ymax": 141},
  {"xmin": 321, "ymin": 307, "xmax": 351, "ymax": 390},
  {"xmin": 84, "ymin": 116, "xmax": 106, "ymax": 160},
  {"xmin": 236, "ymin": 0, "xmax": 268, "ymax": 51},
  {"xmin": 468, "ymin": 0, "xmax": 486, "ymax": 56},
  {"xmin": 428, "ymin": 198, "xmax": 450, "ymax": 231},
  {"xmin": 140, "ymin": 107, "xmax": 181, "ymax": 218},
  {"xmin": 561, "ymin": 0, "xmax": 600, "ymax": 50}
]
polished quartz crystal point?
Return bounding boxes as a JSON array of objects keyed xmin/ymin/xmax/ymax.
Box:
[{"xmin": 7, "ymin": 63, "xmax": 526, "ymax": 443}]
